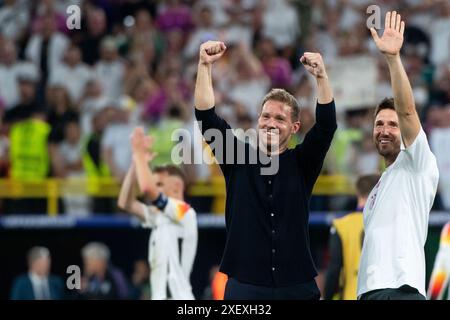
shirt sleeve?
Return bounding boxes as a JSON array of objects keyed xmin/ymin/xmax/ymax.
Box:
[
  {"xmin": 295, "ymin": 100, "xmax": 337, "ymax": 189},
  {"xmin": 162, "ymin": 197, "xmax": 192, "ymax": 223},
  {"xmin": 195, "ymin": 107, "xmax": 236, "ymax": 174},
  {"xmin": 403, "ymin": 128, "xmax": 438, "ymax": 174}
]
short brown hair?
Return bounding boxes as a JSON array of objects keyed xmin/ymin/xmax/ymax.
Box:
[
  {"xmin": 261, "ymin": 88, "xmax": 300, "ymax": 121},
  {"xmin": 154, "ymin": 165, "xmax": 187, "ymax": 187},
  {"xmin": 374, "ymin": 97, "xmax": 395, "ymax": 117},
  {"xmin": 356, "ymin": 174, "xmax": 380, "ymax": 198}
]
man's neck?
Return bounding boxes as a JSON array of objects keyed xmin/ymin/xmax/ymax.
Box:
[
  {"xmin": 29, "ymin": 271, "xmax": 46, "ymax": 279},
  {"xmin": 356, "ymin": 197, "xmax": 366, "ymax": 211},
  {"xmin": 384, "ymin": 153, "xmax": 399, "ymax": 168}
]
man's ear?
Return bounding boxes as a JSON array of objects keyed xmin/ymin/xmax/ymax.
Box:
[{"xmin": 292, "ymin": 121, "xmax": 301, "ymax": 134}]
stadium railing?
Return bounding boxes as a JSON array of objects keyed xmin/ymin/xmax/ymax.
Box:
[
  {"xmin": 0, "ymin": 175, "xmax": 356, "ymax": 215},
  {"xmin": 1, "ymin": 212, "xmax": 449, "ymax": 229}
]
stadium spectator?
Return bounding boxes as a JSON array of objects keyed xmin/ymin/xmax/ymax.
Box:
[
  {"xmin": 4, "ymin": 66, "xmax": 49, "ymax": 214},
  {"xmin": 76, "ymin": 7, "xmax": 108, "ymax": 66},
  {"xmin": 94, "ymin": 37, "xmax": 125, "ymax": 101},
  {"xmin": 78, "ymin": 242, "xmax": 130, "ymax": 300},
  {"xmin": 0, "ymin": 40, "xmax": 37, "ymax": 110},
  {"xmin": 202, "ymin": 265, "xmax": 228, "ymax": 300},
  {"xmin": 25, "ymin": 10, "xmax": 69, "ymax": 103},
  {"xmin": 57, "ymin": 116, "xmax": 90, "ymax": 216},
  {"xmin": 155, "ymin": 0, "xmax": 194, "ymax": 34},
  {"xmin": 10, "ymin": 246, "xmax": 65, "ymax": 300},
  {"xmin": 48, "ymin": 44, "xmax": 93, "ymax": 104},
  {"xmin": 258, "ymin": 37, "xmax": 293, "ymax": 88},
  {"xmin": 101, "ymin": 104, "xmax": 135, "ymax": 182},
  {"xmin": 183, "ymin": 3, "xmax": 221, "ymax": 61},
  {"xmin": 82, "ymin": 108, "xmax": 114, "ymax": 214},
  {"xmin": 129, "ymin": 259, "xmax": 151, "ymax": 300},
  {"xmin": 0, "ymin": 0, "xmax": 29, "ymax": 42}
]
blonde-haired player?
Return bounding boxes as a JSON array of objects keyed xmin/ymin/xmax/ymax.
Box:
[{"xmin": 118, "ymin": 127, "xmax": 197, "ymax": 300}]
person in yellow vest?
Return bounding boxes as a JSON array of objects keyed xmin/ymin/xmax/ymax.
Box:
[
  {"xmin": 4, "ymin": 66, "xmax": 50, "ymax": 214},
  {"xmin": 323, "ymin": 174, "xmax": 380, "ymax": 300},
  {"xmin": 81, "ymin": 109, "xmax": 112, "ymax": 213}
]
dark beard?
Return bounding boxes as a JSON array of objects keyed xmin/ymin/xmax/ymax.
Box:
[{"xmin": 376, "ymin": 143, "xmax": 400, "ymax": 163}]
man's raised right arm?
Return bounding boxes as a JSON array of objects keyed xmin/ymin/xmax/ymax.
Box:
[
  {"xmin": 195, "ymin": 41, "xmax": 235, "ymax": 171},
  {"xmin": 194, "ymin": 41, "xmax": 226, "ymax": 111}
]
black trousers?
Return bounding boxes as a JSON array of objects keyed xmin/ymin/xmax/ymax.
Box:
[
  {"xmin": 224, "ymin": 278, "xmax": 321, "ymax": 300},
  {"xmin": 359, "ymin": 285, "xmax": 426, "ymax": 300}
]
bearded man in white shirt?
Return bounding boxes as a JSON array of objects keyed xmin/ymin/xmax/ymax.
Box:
[{"xmin": 357, "ymin": 11, "xmax": 439, "ymax": 300}]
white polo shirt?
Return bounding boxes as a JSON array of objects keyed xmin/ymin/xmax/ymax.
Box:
[
  {"xmin": 357, "ymin": 128, "xmax": 439, "ymax": 298},
  {"xmin": 141, "ymin": 197, "xmax": 198, "ymax": 300}
]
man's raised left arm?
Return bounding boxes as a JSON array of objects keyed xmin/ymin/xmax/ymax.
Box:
[{"xmin": 370, "ymin": 11, "xmax": 421, "ymax": 147}]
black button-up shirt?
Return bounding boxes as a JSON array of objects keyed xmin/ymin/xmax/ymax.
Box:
[{"xmin": 195, "ymin": 100, "xmax": 337, "ymax": 287}]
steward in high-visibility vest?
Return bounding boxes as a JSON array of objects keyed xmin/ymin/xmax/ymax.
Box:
[
  {"xmin": 81, "ymin": 133, "xmax": 110, "ymax": 194},
  {"xmin": 9, "ymin": 118, "xmax": 50, "ymax": 180},
  {"xmin": 324, "ymin": 174, "xmax": 380, "ymax": 300}
]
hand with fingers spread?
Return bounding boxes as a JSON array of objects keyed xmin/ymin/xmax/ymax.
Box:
[
  {"xmin": 300, "ymin": 52, "xmax": 327, "ymax": 79},
  {"xmin": 199, "ymin": 41, "xmax": 227, "ymax": 65},
  {"xmin": 370, "ymin": 11, "xmax": 405, "ymax": 56},
  {"xmin": 131, "ymin": 127, "xmax": 156, "ymax": 162}
]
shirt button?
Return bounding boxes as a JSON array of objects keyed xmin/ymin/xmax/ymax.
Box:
[
  {"xmin": 272, "ymin": 249, "xmax": 276, "ymax": 253},
  {"xmin": 271, "ymin": 213, "xmax": 274, "ymax": 217},
  {"xmin": 272, "ymin": 267, "xmax": 275, "ymax": 271},
  {"xmin": 269, "ymin": 194, "xmax": 272, "ymax": 198},
  {"xmin": 268, "ymin": 180, "xmax": 272, "ymax": 184},
  {"xmin": 272, "ymin": 229, "xmax": 275, "ymax": 234}
]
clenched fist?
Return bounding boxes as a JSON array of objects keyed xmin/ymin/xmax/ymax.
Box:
[
  {"xmin": 199, "ymin": 41, "xmax": 227, "ymax": 65},
  {"xmin": 300, "ymin": 52, "xmax": 327, "ymax": 79}
]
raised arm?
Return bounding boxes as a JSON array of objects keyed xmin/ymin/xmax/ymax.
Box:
[
  {"xmin": 131, "ymin": 127, "xmax": 159, "ymax": 201},
  {"xmin": 117, "ymin": 162, "xmax": 146, "ymax": 221},
  {"xmin": 370, "ymin": 11, "xmax": 420, "ymax": 147},
  {"xmin": 300, "ymin": 52, "xmax": 333, "ymax": 104},
  {"xmin": 194, "ymin": 41, "xmax": 226, "ymax": 110},
  {"xmin": 297, "ymin": 52, "xmax": 337, "ymax": 187}
]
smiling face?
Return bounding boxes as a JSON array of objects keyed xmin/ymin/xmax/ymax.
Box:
[
  {"xmin": 257, "ymin": 99, "xmax": 300, "ymax": 153},
  {"xmin": 373, "ymin": 108, "xmax": 401, "ymax": 163}
]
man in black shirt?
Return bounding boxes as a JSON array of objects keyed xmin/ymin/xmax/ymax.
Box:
[{"xmin": 194, "ymin": 41, "xmax": 337, "ymax": 299}]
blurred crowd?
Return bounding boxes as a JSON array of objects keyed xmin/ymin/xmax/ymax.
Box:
[{"xmin": 0, "ymin": 0, "xmax": 449, "ymax": 214}]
